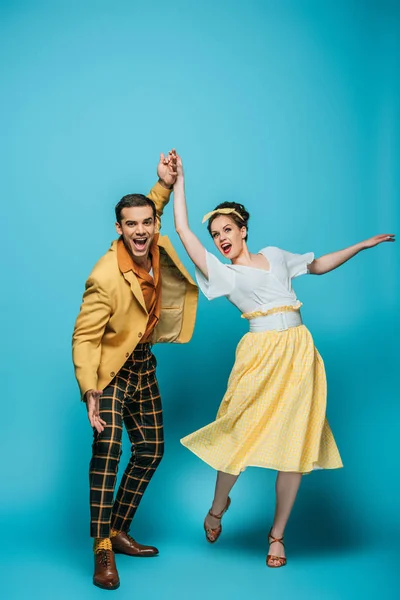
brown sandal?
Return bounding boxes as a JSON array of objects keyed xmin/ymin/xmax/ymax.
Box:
[
  {"xmin": 266, "ymin": 528, "xmax": 287, "ymax": 568},
  {"xmin": 203, "ymin": 497, "xmax": 231, "ymax": 543}
]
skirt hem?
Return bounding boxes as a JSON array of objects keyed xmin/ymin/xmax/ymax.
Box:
[{"xmin": 180, "ymin": 440, "xmax": 344, "ymax": 476}]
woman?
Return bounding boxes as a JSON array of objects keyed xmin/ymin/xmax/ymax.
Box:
[{"xmin": 172, "ymin": 153, "xmax": 394, "ymax": 567}]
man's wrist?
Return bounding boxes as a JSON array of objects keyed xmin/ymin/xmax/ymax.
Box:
[
  {"xmin": 83, "ymin": 389, "xmax": 93, "ymax": 402},
  {"xmin": 158, "ymin": 178, "xmax": 174, "ymax": 190}
]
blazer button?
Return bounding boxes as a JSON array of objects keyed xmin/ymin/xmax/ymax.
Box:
[
  {"xmin": 125, "ymin": 352, "xmax": 129, "ymax": 358},
  {"xmin": 110, "ymin": 371, "xmax": 115, "ymax": 377},
  {"xmin": 138, "ymin": 332, "xmax": 142, "ymax": 338}
]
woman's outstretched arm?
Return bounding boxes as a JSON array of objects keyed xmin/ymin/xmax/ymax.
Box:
[
  {"xmin": 309, "ymin": 234, "xmax": 395, "ymax": 275},
  {"xmin": 173, "ymin": 154, "xmax": 209, "ymax": 277}
]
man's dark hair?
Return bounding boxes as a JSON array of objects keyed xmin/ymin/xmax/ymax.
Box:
[{"xmin": 115, "ymin": 194, "xmax": 157, "ymax": 223}]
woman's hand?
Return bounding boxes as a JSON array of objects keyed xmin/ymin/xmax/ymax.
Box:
[
  {"xmin": 361, "ymin": 234, "xmax": 395, "ymax": 249},
  {"xmin": 174, "ymin": 152, "xmax": 184, "ymax": 189},
  {"xmin": 172, "ymin": 151, "xmax": 208, "ymax": 277},
  {"xmin": 310, "ymin": 233, "xmax": 395, "ymax": 275},
  {"xmin": 176, "ymin": 153, "xmax": 184, "ymax": 178}
]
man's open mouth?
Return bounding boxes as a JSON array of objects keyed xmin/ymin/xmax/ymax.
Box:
[
  {"xmin": 132, "ymin": 238, "xmax": 148, "ymax": 251},
  {"xmin": 221, "ymin": 242, "xmax": 232, "ymax": 255}
]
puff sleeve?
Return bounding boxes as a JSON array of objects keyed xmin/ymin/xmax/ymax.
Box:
[
  {"xmin": 280, "ymin": 249, "xmax": 315, "ymax": 279},
  {"xmin": 195, "ymin": 251, "xmax": 236, "ymax": 300}
]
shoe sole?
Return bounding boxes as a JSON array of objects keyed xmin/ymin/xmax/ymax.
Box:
[
  {"xmin": 112, "ymin": 550, "xmax": 159, "ymax": 557},
  {"xmin": 93, "ymin": 580, "xmax": 120, "ymax": 590}
]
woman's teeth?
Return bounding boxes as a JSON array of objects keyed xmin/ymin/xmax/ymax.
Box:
[{"xmin": 221, "ymin": 243, "xmax": 231, "ymax": 254}]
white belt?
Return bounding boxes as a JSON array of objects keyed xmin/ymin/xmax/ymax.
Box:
[{"xmin": 249, "ymin": 311, "xmax": 303, "ymax": 332}]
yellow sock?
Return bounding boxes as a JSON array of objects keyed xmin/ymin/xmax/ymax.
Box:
[
  {"xmin": 94, "ymin": 537, "xmax": 112, "ymax": 553},
  {"xmin": 110, "ymin": 529, "xmax": 120, "ymax": 538}
]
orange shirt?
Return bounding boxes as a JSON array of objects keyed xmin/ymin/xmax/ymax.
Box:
[{"xmin": 117, "ymin": 235, "xmax": 161, "ymax": 342}]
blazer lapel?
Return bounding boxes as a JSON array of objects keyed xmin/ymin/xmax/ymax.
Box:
[{"xmin": 122, "ymin": 270, "xmax": 147, "ymax": 314}]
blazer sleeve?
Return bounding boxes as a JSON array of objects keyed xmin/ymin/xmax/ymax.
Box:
[
  {"xmin": 72, "ymin": 277, "xmax": 112, "ymax": 399},
  {"xmin": 147, "ymin": 181, "xmax": 172, "ymax": 231}
]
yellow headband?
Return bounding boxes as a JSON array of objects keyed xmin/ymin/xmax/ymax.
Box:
[{"xmin": 202, "ymin": 208, "xmax": 244, "ymax": 224}]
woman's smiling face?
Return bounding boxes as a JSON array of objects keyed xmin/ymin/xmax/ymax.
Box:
[{"xmin": 210, "ymin": 215, "xmax": 247, "ymax": 260}]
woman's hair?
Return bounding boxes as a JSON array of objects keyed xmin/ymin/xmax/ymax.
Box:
[{"xmin": 207, "ymin": 202, "xmax": 250, "ymax": 241}]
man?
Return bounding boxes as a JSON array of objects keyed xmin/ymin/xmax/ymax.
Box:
[{"xmin": 72, "ymin": 151, "xmax": 198, "ymax": 590}]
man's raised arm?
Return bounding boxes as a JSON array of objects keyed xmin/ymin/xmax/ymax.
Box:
[{"xmin": 147, "ymin": 150, "xmax": 178, "ymax": 230}]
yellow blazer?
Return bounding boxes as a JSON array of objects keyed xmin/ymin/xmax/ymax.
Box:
[{"xmin": 72, "ymin": 182, "xmax": 198, "ymax": 398}]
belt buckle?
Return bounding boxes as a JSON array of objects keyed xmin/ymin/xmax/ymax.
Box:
[{"xmin": 276, "ymin": 312, "xmax": 288, "ymax": 332}]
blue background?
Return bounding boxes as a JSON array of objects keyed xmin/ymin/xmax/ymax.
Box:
[{"xmin": 1, "ymin": 0, "xmax": 399, "ymax": 598}]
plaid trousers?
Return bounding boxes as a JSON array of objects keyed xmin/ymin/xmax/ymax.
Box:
[{"xmin": 89, "ymin": 343, "xmax": 164, "ymax": 538}]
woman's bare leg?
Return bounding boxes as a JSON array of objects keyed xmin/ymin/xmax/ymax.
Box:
[
  {"xmin": 205, "ymin": 471, "xmax": 239, "ymax": 528},
  {"xmin": 268, "ymin": 471, "xmax": 302, "ymax": 565}
]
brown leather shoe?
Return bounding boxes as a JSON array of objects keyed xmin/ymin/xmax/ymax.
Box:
[
  {"xmin": 93, "ymin": 550, "xmax": 120, "ymax": 590},
  {"xmin": 111, "ymin": 531, "xmax": 159, "ymax": 557}
]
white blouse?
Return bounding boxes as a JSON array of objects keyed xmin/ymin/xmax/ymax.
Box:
[{"xmin": 195, "ymin": 246, "xmax": 315, "ymax": 315}]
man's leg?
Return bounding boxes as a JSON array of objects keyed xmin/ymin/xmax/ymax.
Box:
[
  {"xmin": 89, "ymin": 378, "xmax": 125, "ymax": 541},
  {"xmin": 110, "ymin": 345, "xmax": 164, "ymax": 549},
  {"xmin": 89, "ymin": 369, "xmax": 130, "ymax": 589}
]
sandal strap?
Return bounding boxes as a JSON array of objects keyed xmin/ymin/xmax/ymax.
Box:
[
  {"xmin": 205, "ymin": 523, "xmax": 221, "ymax": 534},
  {"xmin": 208, "ymin": 497, "xmax": 230, "ymax": 520},
  {"xmin": 268, "ymin": 535, "xmax": 285, "ymax": 546},
  {"xmin": 208, "ymin": 508, "xmax": 225, "ymax": 519},
  {"xmin": 267, "ymin": 554, "xmax": 287, "ymax": 566},
  {"xmin": 268, "ymin": 528, "xmax": 285, "ymax": 547}
]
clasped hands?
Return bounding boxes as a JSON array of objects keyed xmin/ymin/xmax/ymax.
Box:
[{"xmin": 158, "ymin": 148, "xmax": 183, "ymax": 189}]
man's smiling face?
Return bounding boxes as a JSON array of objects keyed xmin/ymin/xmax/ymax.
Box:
[{"xmin": 116, "ymin": 205, "xmax": 156, "ymax": 262}]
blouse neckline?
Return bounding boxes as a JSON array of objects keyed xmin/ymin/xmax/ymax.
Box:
[{"xmin": 229, "ymin": 251, "xmax": 271, "ymax": 274}]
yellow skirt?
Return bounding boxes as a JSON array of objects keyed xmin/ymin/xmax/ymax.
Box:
[{"xmin": 181, "ymin": 325, "xmax": 343, "ymax": 475}]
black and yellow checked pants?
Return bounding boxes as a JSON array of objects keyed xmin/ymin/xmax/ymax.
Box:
[{"xmin": 89, "ymin": 344, "xmax": 164, "ymax": 538}]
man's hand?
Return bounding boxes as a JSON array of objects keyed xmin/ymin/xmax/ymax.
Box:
[
  {"xmin": 85, "ymin": 389, "xmax": 107, "ymax": 433},
  {"xmin": 158, "ymin": 149, "xmax": 178, "ymax": 188}
]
